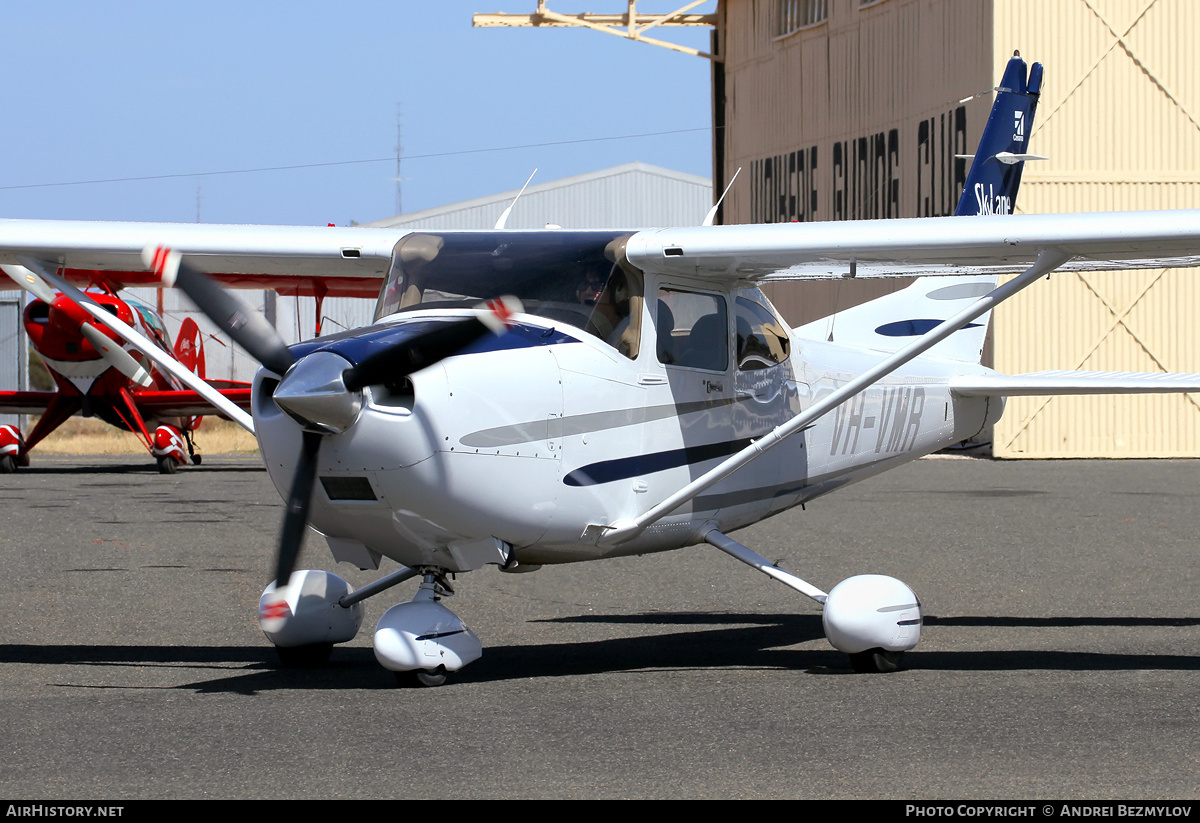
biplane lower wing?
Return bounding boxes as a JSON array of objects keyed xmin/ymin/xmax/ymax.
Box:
[{"xmin": 0, "ymin": 387, "xmax": 252, "ymax": 420}]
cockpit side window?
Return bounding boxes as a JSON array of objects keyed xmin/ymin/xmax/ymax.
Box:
[
  {"xmin": 656, "ymin": 288, "xmax": 728, "ymax": 372},
  {"xmin": 734, "ymin": 295, "xmax": 790, "ymax": 371}
]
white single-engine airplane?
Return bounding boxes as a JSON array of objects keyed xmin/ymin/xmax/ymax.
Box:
[{"xmin": 5, "ymin": 55, "xmax": 1200, "ymax": 683}]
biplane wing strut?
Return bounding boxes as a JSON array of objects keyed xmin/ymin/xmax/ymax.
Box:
[{"xmin": 591, "ymin": 248, "xmax": 1073, "ymax": 549}]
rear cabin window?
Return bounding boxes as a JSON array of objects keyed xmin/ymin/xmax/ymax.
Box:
[{"xmin": 734, "ymin": 295, "xmax": 790, "ymax": 371}]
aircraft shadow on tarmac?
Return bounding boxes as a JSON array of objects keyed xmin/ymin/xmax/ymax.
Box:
[{"xmin": 2, "ymin": 611, "xmax": 1199, "ymax": 694}]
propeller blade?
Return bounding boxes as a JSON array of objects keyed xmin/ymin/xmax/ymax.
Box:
[
  {"xmin": 78, "ymin": 324, "xmax": 154, "ymax": 388},
  {"xmin": 274, "ymin": 430, "xmax": 322, "ymax": 589},
  {"xmin": 143, "ymin": 246, "xmax": 295, "ymax": 376},
  {"xmin": 6, "ymin": 263, "xmax": 57, "ymax": 304},
  {"xmin": 343, "ymin": 317, "xmax": 489, "ymax": 391},
  {"xmin": 342, "ymin": 296, "xmax": 523, "ymax": 391}
]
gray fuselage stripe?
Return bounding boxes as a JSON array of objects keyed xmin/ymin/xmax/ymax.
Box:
[{"xmin": 459, "ymin": 398, "xmax": 737, "ymax": 447}]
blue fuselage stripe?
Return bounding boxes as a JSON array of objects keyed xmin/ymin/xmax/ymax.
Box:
[{"xmin": 564, "ymin": 438, "xmax": 754, "ymax": 486}]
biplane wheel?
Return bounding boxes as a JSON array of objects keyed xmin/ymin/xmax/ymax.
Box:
[
  {"xmin": 396, "ymin": 666, "xmax": 448, "ymax": 688},
  {"xmin": 848, "ymin": 649, "xmax": 905, "ymax": 674},
  {"xmin": 191, "ymin": 454, "xmax": 202, "ymax": 465},
  {"xmin": 274, "ymin": 643, "xmax": 333, "ymax": 668},
  {"xmin": 0, "ymin": 455, "xmax": 16, "ymax": 473},
  {"xmin": 157, "ymin": 456, "xmax": 177, "ymax": 474}
]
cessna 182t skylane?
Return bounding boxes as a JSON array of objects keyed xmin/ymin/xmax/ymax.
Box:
[{"xmin": 5, "ymin": 54, "xmax": 1200, "ymax": 682}]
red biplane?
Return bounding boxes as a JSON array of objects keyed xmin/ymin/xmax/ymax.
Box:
[{"xmin": 0, "ymin": 262, "xmax": 254, "ymax": 472}]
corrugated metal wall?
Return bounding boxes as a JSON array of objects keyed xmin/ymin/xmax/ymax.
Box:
[
  {"xmin": 721, "ymin": 0, "xmax": 995, "ymax": 326},
  {"xmin": 992, "ymin": 0, "xmax": 1200, "ymax": 456},
  {"xmin": 0, "ymin": 296, "xmax": 23, "ymax": 427},
  {"xmin": 720, "ymin": 0, "xmax": 1200, "ymax": 457},
  {"xmin": 372, "ymin": 162, "xmax": 713, "ymax": 231}
]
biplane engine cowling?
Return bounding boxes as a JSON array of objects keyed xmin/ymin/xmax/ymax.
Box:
[{"xmin": 822, "ymin": 574, "xmax": 922, "ymax": 655}]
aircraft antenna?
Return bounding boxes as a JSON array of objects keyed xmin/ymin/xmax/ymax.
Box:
[
  {"xmin": 702, "ymin": 166, "xmax": 740, "ymax": 226},
  {"xmin": 394, "ymin": 104, "xmax": 403, "ymax": 215},
  {"xmin": 494, "ymin": 169, "xmax": 538, "ymax": 230}
]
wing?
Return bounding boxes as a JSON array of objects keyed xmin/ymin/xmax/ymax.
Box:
[
  {"xmin": 0, "ymin": 219, "xmax": 410, "ymax": 298},
  {"xmin": 951, "ymin": 371, "xmax": 1200, "ymax": 397},
  {"xmin": 623, "ymin": 210, "xmax": 1200, "ymax": 281},
  {"xmin": 0, "ymin": 387, "xmax": 252, "ymax": 420},
  {"xmin": 131, "ymin": 387, "xmax": 253, "ymax": 419},
  {"xmin": 9, "ymin": 210, "xmax": 1200, "ymax": 289},
  {"xmin": 0, "ymin": 391, "xmax": 57, "ymax": 415}
]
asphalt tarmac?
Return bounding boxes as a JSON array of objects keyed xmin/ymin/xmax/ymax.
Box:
[{"xmin": 1, "ymin": 454, "xmax": 1198, "ymax": 799}]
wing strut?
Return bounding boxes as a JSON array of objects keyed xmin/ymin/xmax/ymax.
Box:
[
  {"xmin": 592, "ymin": 248, "xmax": 1072, "ymax": 548},
  {"xmin": 12, "ymin": 259, "xmax": 255, "ymax": 432}
]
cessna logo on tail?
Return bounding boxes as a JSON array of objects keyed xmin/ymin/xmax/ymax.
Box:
[{"xmin": 974, "ymin": 182, "xmax": 1012, "ymax": 215}]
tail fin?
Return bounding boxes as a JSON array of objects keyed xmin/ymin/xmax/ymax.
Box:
[
  {"xmin": 174, "ymin": 317, "xmax": 207, "ymax": 430},
  {"xmin": 174, "ymin": 317, "xmax": 207, "ymax": 380},
  {"xmin": 799, "ymin": 53, "xmax": 1043, "ymax": 363},
  {"xmin": 955, "ymin": 52, "xmax": 1043, "ymax": 216}
]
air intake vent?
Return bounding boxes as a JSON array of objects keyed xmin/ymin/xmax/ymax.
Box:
[{"xmin": 320, "ymin": 476, "xmax": 377, "ymax": 501}]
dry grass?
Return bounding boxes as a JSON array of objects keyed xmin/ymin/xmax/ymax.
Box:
[{"xmin": 28, "ymin": 416, "xmax": 259, "ymax": 455}]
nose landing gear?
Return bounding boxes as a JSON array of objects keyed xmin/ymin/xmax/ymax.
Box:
[{"xmin": 374, "ymin": 570, "xmax": 482, "ymax": 687}]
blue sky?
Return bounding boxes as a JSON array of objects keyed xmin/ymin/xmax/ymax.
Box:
[{"xmin": 0, "ymin": 2, "xmax": 715, "ymax": 227}]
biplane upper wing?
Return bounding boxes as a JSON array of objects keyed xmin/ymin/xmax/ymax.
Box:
[
  {"xmin": 623, "ymin": 209, "xmax": 1200, "ymax": 281},
  {"xmin": 0, "ymin": 219, "xmax": 411, "ymax": 298}
]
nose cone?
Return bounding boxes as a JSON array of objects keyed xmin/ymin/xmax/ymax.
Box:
[{"xmin": 273, "ymin": 351, "xmax": 363, "ymax": 434}]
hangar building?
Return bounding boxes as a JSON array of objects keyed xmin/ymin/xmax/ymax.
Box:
[
  {"xmin": 488, "ymin": 0, "xmax": 1200, "ymax": 456},
  {"xmin": 713, "ymin": 0, "xmax": 1200, "ymax": 458}
]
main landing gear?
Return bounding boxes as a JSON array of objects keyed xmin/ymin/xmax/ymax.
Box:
[
  {"xmin": 0, "ymin": 424, "xmax": 26, "ymax": 473},
  {"xmin": 705, "ymin": 530, "xmax": 922, "ymax": 673},
  {"xmin": 152, "ymin": 425, "xmax": 189, "ymax": 474},
  {"xmin": 257, "ymin": 566, "xmax": 480, "ymax": 687}
]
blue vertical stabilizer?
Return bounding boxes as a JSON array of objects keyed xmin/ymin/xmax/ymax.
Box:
[
  {"xmin": 800, "ymin": 53, "xmax": 1044, "ymax": 363},
  {"xmin": 955, "ymin": 52, "xmax": 1043, "ymax": 216}
]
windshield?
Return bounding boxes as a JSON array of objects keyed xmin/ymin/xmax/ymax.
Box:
[
  {"xmin": 374, "ymin": 231, "xmax": 643, "ymax": 358},
  {"xmin": 125, "ymin": 296, "xmax": 172, "ymax": 351}
]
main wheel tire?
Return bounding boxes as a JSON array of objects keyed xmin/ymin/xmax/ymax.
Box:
[
  {"xmin": 849, "ymin": 648, "xmax": 905, "ymax": 673},
  {"xmin": 395, "ymin": 666, "xmax": 448, "ymax": 688},
  {"xmin": 191, "ymin": 454, "xmax": 202, "ymax": 465},
  {"xmin": 157, "ymin": 456, "xmax": 177, "ymax": 474},
  {"xmin": 0, "ymin": 455, "xmax": 16, "ymax": 473}
]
